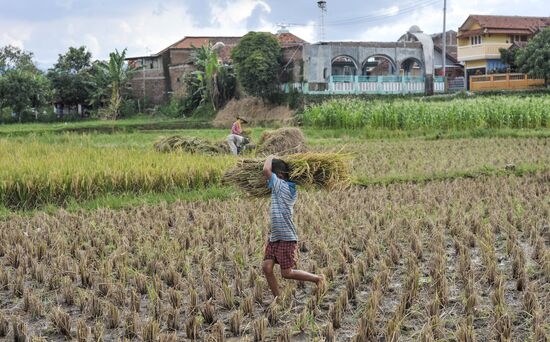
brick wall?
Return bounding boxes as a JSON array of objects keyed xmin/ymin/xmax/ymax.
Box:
[
  {"xmin": 127, "ymin": 57, "xmax": 168, "ymax": 105},
  {"xmin": 169, "ymin": 64, "xmax": 195, "ymax": 97},
  {"xmin": 169, "ymin": 49, "xmax": 194, "ymax": 66},
  {"xmin": 129, "ymin": 73, "xmax": 167, "ymax": 105}
]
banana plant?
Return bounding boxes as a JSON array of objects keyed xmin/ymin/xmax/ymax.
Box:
[{"xmin": 92, "ymin": 48, "xmax": 136, "ymax": 119}]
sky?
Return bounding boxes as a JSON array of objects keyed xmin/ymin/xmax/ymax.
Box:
[{"xmin": 0, "ymin": 0, "xmax": 548, "ymax": 69}]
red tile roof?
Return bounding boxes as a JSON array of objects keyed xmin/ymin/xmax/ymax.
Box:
[
  {"xmin": 170, "ymin": 36, "xmax": 242, "ymax": 49},
  {"xmin": 459, "ymin": 15, "xmax": 550, "ymax": 35},
  {"xmin": 128, "ymin": 33, "xmax": 308, "ymax": 62},
  {"xmin": 157, "ymin": 33, "xmax": 307, "ymax": 55},
  {"xmin": 275, "ymin": 32, "xmax": 308, "ymax": 47}
]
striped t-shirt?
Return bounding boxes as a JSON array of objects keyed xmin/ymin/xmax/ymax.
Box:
[{"xmin": 268, "ymin": 173, "xmax": 297, "ymax": 242}]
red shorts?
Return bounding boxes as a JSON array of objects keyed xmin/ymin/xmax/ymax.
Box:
[{"xmin": 264, "ymin": 241, "xmax": 298, "ymax": 270}]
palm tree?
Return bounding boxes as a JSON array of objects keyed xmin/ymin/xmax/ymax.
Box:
[{"xmin": 93, "ymin": 48, "xmax": 135, "ymax": 119}]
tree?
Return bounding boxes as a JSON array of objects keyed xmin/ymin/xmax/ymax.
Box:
[
  {"xmin": 47, "ymin": 47, "xmax": 95, "ymax": 114},
  {"xmin": 499, "ymin": 47, "xmax": 518, "ymax": 72},
  {"xmin": 0, "ymin": 70, "xmax": 51, "ymax": 122},
  {"xmin": 231, "ymin": 32, "xmax": 281, "ymax": 101},
  {"xmin": 0, "ymin": 46, "xmax": 50, "ymax": 122},
  {"xmin": 92, "ymin": 48, "xmax": 136, "ymax": 119},
  {"xmin": 53, "ymin": 46, "xmax": 92, "ymax": 73},
  {"xmin": 0, "ymin": 45, "xmax": 38, "ymax": 75},
  {"xmin": 516, "ymin": 27, "xmax": 550, "ymax": 86}
]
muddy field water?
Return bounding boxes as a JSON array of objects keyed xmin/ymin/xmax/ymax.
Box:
[{"xmin": 0, "ymin": 172, "xmax": 548, "ymax": 341}]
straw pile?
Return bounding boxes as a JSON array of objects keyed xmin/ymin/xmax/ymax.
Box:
[
  {"xmin": 154, "ymin": 136, "xmax": 228, "ymax": 155},
  {"xmin": 257, "ymin": 127, "xmax": 307, "ymax": 155},
  {"xmin": 222, "ymin": 152, "xmax": 350, "ymax": 197}
]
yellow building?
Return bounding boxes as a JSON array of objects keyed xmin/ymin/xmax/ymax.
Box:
[{"xmin": 457, "ymin": 15, "xmax": 550, "ymax": 87}]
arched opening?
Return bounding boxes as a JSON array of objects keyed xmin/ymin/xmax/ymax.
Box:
[
  {"xmin": 401, "ymin": 57, "xmax": 424, "ymax": 77},
  {"xmin": 362, "ymin": 55, "xmax": 397, "ymax": 76},
  {"xmin": 331, "ymin": 55, "xmax": 358, "ymax": 76}
]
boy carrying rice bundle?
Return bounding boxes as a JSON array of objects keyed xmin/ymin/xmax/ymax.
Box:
[{"xmin": 261, "ymin": 155, "xmax": 325, "ymax": 300}]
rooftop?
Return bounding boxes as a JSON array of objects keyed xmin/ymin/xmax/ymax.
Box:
[{"xmin": 459, "ymin": 15, "xmax": 550, "ymax": 33}]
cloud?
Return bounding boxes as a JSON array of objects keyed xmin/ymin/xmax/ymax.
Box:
[
  {"xmin": 291, "ymin": 21, "xmax": 318, "ymax": 43},
  {"xmin": 55, "ymin": 0, "xmax": 75, "ymax": 10},
  {"xmin": 0, "ymin": 26, "xmax": 32, "ymax": 49},
  {"xmin": 119, "ymin": 21, "xmax": 132, "ymax": 34},
  {"xmin": 210, "ymin": 0, "xmax": 271, "ymax": 30},
  {"xmin": 84, "ymin": 34, "xmax": 101, "ymax": 58},
  {"xmin": 0, "ymin": 0, "xmax": 273, "ymax": 66},
  {"xmin": 1, "ymin": 0, "xmax": 549, "ymax": 68}
]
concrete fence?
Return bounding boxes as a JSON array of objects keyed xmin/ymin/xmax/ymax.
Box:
[
  {"xmin": 282, "ymin": 76, "xmax": 449, "ymax": 95},
  {"xmin": 470, "ymin": 73, "xmax": 545, "ymax": 91}
]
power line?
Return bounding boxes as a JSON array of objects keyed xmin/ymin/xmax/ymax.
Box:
[
  {"xmin": 286, "ymin": 0, "xmax": 441, "ymax": 28},
  {"xmin": 325, "ymin": 0, "xmax": 441, "ymax": 24}
]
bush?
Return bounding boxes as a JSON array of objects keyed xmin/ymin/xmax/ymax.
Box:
[
  {"xmin": 0, "ymin": 106, "xmax": 88, "ymax": 124},
  {"xmin": 191, "ymin": 102, "xmax": 216, "ymax": 120},
  {"xmin": 156, "ymin": 97, "xmax": 185, "ymax": 118},
  {"xmin": 119, "ymin": 98, "xmax": 139, "ymax": 118}
]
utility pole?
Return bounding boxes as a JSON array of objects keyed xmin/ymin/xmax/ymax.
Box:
[
  {"xmin": 441, "ymin": 0, "xmax": 448, "ymax": 92},
  {"xmin": 317, "ymin": 1, "xmax": 327, "ymax": 41}
]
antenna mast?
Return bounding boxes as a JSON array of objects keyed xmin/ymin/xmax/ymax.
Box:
[{"xmin": 317, "ymin": 0, "xmax": 327, "ymax": 41}]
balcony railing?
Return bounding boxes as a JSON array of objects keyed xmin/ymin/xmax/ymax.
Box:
[{"xmin": 457, "ymin": 43, "xmax": 512, "ymax": 61}]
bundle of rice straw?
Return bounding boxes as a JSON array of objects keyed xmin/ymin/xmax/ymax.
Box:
[
  {"xmin": 154, "ymin": 136, "xmax": 227, "ymax": 155},
  {"xmin": 222, "ymin": 152, "xmax": 350, "ymax": 197},
  {"xmin": 241, "ymin": 128, "xmax": 253, "ymax": 138},
  {"xmin": 257, "ymin": 127, "xmax": 307, "ymax": 155}
]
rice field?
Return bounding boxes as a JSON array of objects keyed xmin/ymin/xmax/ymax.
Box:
[
  {"xmin": 0, "ymin": 139, "xmax": 234, "ymax": 209},
  {"xmin": 0, "ymin": 172, "xmax": 548, "ymax": 341},
  {"xmin": 302, "ymin": 96, "xmax": 550, "ymax": 130},
  {"xmin": 0, "ymin": 120, "xmax": 548, "ymax": 340},
  {"xmin": 2, "ymin": 132, "xmax": 549, "ymax": 209},
  {"xmin": 329, "ymin": 137, "xmax": 550, "ymax": 183}
]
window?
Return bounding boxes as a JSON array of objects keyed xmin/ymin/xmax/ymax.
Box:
[
  {"xmin": 136, "ymin": 58, "xmax": 159, "ymax": 70},
  {"xmin": 512, "ymin": 35, "xmax": 527, "ymax": 42},
  {"xmin": 470, "ymin": 35, "xmax": 482, "ymax": 45}
]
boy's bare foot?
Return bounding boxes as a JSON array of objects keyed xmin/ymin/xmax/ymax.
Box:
[{"xmin": 315, "ymin": 274, "xmax": 327, "ymax": 296}]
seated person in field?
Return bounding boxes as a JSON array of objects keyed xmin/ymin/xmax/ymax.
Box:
[{"xmin": 227, "ymin": 116, "xmax": 248, "ymax": 155}]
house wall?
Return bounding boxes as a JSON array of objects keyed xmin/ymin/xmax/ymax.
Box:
[
  {"xmin": 465, "ymin": 60, "xmax": 487, "ymax": 68},
  {"xmin": 281, "ymin": 46, "xmax": 304, "ymax": 82},
  {"xmin": 484, "ymin": 35, "xmax": 509, "ymax": 43},
  {"xmin": 304, "ymin": 42, "xmax": 425, "ymax": 83},
  {"xmin": 127, "ymin": 56, "xmax": 168, "ymax": 105},
  {"xmin": 169, "ymin": 49, "xmax": 194, "ymax": 66},
  {"xmin": 168, "ymin": 64, "xmax": 195, "ymax": 97},
  {"xmin": 487, "ymin": 59, "xmax": 508, "ymax": 71},
  {"xmin": 129, "ymin": 75, "xmax": 167, "ymax": 105}
]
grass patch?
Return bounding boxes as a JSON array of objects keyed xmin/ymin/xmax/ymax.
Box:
[
  {"xmin": 0, "ymin": 115, "xmax": 212, "ymax": 136},
  {"xmin": 0, "ymin": 186, "xmax": 236, "ymax": 219},
  {"xmin": 65, "ymin": 186, "xmax": 237, "ymax": 212}
]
